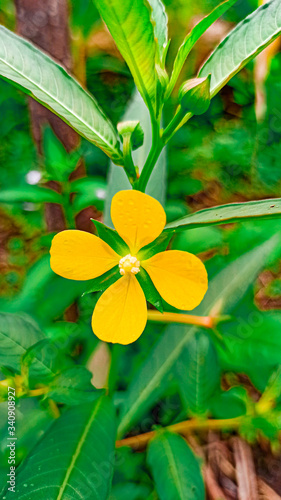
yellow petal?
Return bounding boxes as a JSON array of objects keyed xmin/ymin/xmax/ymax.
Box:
[
  {"xmin": 50, "ymin": 230, "xmax": 120, "ymax": 280},
  {"xmin": 111, "ymin": 190, "xmax": 166, "ymax": 254},
  {"xmin": 92, "ymin": 274, "xmax": 147, "ymax": 344},
  {"xmin": 142, "ymin": 250, "xmax": 208, "ymax": 310}
]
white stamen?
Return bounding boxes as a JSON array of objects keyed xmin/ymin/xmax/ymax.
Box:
[{"xmin": 119, "ymin": 254, "xmax": 140, "ymax": 276}]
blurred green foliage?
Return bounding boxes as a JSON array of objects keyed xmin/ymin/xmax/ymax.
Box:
[{"xmin": 1, "ymin": 0, "xmax": 281, "ymax": 498}]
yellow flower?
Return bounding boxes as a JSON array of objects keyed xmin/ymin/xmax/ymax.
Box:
[{"xmin": 50, "ymin": 190, "xmax": 208, "ymax": 345}]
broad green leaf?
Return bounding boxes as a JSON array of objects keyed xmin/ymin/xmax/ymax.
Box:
[
  {"xmin": 0, "ymin": 314, "xmax": 72, "ymax": 381},
  {"xmin": 147, "ymin": 432, "xmax": 205, "ymax": 500},
  {"xmin": 0, "ymin": 313, "xmax": 52, "ymax": 376},
  {"xmin": 109, "ymin": 483, "xmax": 152, "ymax": 500},
  {"xmin": 95, "ymin": 0, "xmax": 158, "ymax": 113},
  {"xmin": 4, "ymin": 256, "xmax": 86, "ymax": 325},
  {"xmin": 48, "ymin": 366, "xmax": 103, "ymax": 405},
  {"xmin": 0, "ymin": 26, "xmax": 123, "ymax": 163},
  {"xmin": 165, "ymin": 198, "xmax": 281, "ymax": 231},
  {"xmin": 210, "ymin": 387, "xmax": 248, "ymax": 419},
  {"xmin": 104, "ymin": 90, "xmax": 167, "ymax": 226},
  {"xmin": 3, "ymin": 397, "xmax": 116, "ymax": 499},
  {"xmin": 0, "ymin": 185, "xmax": 61, "ymax": 204},
  {"xmin": 167, "ymin": 0, "xmax": 237, "ymax": 97},
  {"xmin": 217, "ymin": 311, "xmax": 281, "ymax": 391},
  {"xmin": 176, "ymin": 332, "xmax": 220, "ymax": 415},
  {"xmin": 200, "ymin": 0, "xmax": 281, "ymax": 97},
  {"xmin": 148, "ymin": 0, "xmax": 168, "ymax": 64},
  {"xmin": 117, "ymin": 235, "xmax": 279, "ymax": 437}
]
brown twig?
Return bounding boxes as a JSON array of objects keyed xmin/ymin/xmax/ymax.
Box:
[
  {"xmin": 116, "ymin": 417, "xmax": 242, "ymax": 450},
  {"xmin": 232, "ymin": 437, "xmax": 258, "ymax": 500}
]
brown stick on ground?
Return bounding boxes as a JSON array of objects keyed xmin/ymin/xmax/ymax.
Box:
[
  {"xmin": 232, "ymin": 437, "xmax": 259, "ymax": 500},
  {"xmin": 258, "ymin": 477, "xmax": 281, "ymax": 500}
]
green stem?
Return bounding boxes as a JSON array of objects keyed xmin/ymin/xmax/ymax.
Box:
[
  {"xmin": 162, "ymin": 106, "xmax": 192, "ymax": 145},
  {"xmin": 123, "ymin": 133, "xmax": 137, "ymax": 184},
  {"xmin": 62, "ymin": 183, "xmax": 76, "ymax": 229},
  {"xmin": 137, "ymin": 116, "xmax": 163, "ymax": 192}
]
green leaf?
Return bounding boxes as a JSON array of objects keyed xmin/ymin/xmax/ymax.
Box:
[
  {"xmin": 165, "ymin": 198, "xmax": 281, "ymax": 231},
  {"xmin": 217, "ymin": 311, "xmax": 281, "ymax": 391},
  {"xmin": 109, "ymin": 483, "xmax": 152, "ymax": 500},
  {"xmin": 148, "ymin": 0, "xmax": 168, "ymax": 64},
  {"xmin": 147, "ymin": 432, "xmax": 205, "ymax": 500},
  {"xmin": 0, "ymin": 26, "xmax": 123, "ymax": 163},
  {"xmin": 43, "ymin": 126, "xmax": 80, "ymax": 182},
  {"xmin": 138, "ymin": 231, "xmax": 173, "ymax": 260},
  {"xmin": 0, "ymin": 185, "xmax": 61, "ymax": 204},
  {"xmin": 48, "ymin": 366, "xmax": 103, "ymax": 405},
  {"xmin": 176, "ymin": 332, "xmax": 220, "ymax": 415},
  {"xmin": 210, "ymin": 387, "xmax": 248, "ymax": 419},
  {"xmin": 104, "ymin": 90, "xmax": 167, "ymax": 227},
  {"xmin": 136, "ymin": 268, "xmax": 164, "ymax": 313},
  {"xmin": 95, "ymin": 0, "xmax": 158, "ymax": 113},
  {"xmin": 92, "ymin": 220, "xmax": 129, "ymax": 255},
  {"xmin": 117, "ymin": 235, "xmax": 279, "ymax": 437},
  {"xmin": 2, "ymin": 397, "xmax": 116, "ymax": 499},
  {"xmin": 167, "ymin": 0, "xmax": 237, "ymax": 97},
  {"xmin": 83, "ymin": 266, "xmax": 120, "ymax": 295},
  {"xmin": 5, "ymin": 255, "xmax": 86, "ymax": 325},
  {"xmin": 0, "ymin": 313, "xmax": 53, "ymax": 377},
  {"xmin": 72, "ymin": 180, "xmax": 107, "ymax": 213},
  {"xmin": 199, "ymin": 0, "xmax": 281, "ymax": 97}
]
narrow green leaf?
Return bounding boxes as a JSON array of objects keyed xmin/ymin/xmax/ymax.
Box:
[
  {"xmin": 0, "ymin": 185, "xmax": 61, "ymax": 204},
  {"xmin": 92, "ymin": 220, "xmax": 129, "ymax": 255},
  {"xmin": 147, "ymin": 432, "xmax": 205, "ymax": 500},
  {"xmin": 176, "ymin": 332, "xmax": 220, "ymax": 415},
  {"xmin": 104, "ymin": 90, "xmax": 167, "ymax": 227},
  {"xmin": 48, "ymin": 366, "xmax": 103, "ymax": 405},
  {"xmin": 95, "ymin": 0, "xmax": 158, "ymax": 113},
  {"xmin": 117, "ymin": 235, "xmax": 279, "ymax": 437},
  {"xmin": 138, "ymin": 231, "xmax": 173, "ymax": 260},
  {"xmin": 83, "ymin": 266, "xmax": 120, "ymax": 295},
  {"xmin": 165, "ymin": 198, "xmax": 281, "ymax": 231},
  {"xmin": 0, "ymin": 26, "xmax": 123, "ymax": 163},
  {"xmin": 136, "ymin": 268, "xmax": 164, "ymax": 313},
  {"xmin": 167, "ymin": 0, "xmax": 237, "ymax": 97},
  {"xmin": 148, "ymin": 0, "xmax": 168, "ymax": 64},
  {"xmin": 200, "ymin": 0, "xmax": 281, "ymax": 97},
  {"xmin": 3, "ymin": 397, "xmax": 116, "ymax": 499}
]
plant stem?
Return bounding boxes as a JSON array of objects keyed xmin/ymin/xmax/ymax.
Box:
[
  {"xmin": 137, "ymin": 115, "xmax": 163, "ymax": 192},
  {"xmin": 147, "ymin": 310, "xmax": 214, "ymax": 329},
  {"xmin": 116, "ymin": 416, "xmax": 243, "ymax": 450},
  {"xmin": 122, "ymin": 133, "xmax": 137, "ymax": 184}
]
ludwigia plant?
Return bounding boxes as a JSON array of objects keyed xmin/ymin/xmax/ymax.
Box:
[{"xmin": 1, "ymin": 0, "xmax": 281, "ymax": 498}]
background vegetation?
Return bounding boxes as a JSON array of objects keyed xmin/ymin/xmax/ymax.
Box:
[{"xmin": 1, "ymin": 0, "xmax": 281, "ymax": 498}]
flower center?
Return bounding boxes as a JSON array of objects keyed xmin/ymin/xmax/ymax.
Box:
[{"xmin": 119, "ymin": 254, "xmax": 140, "ymax": 276}]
